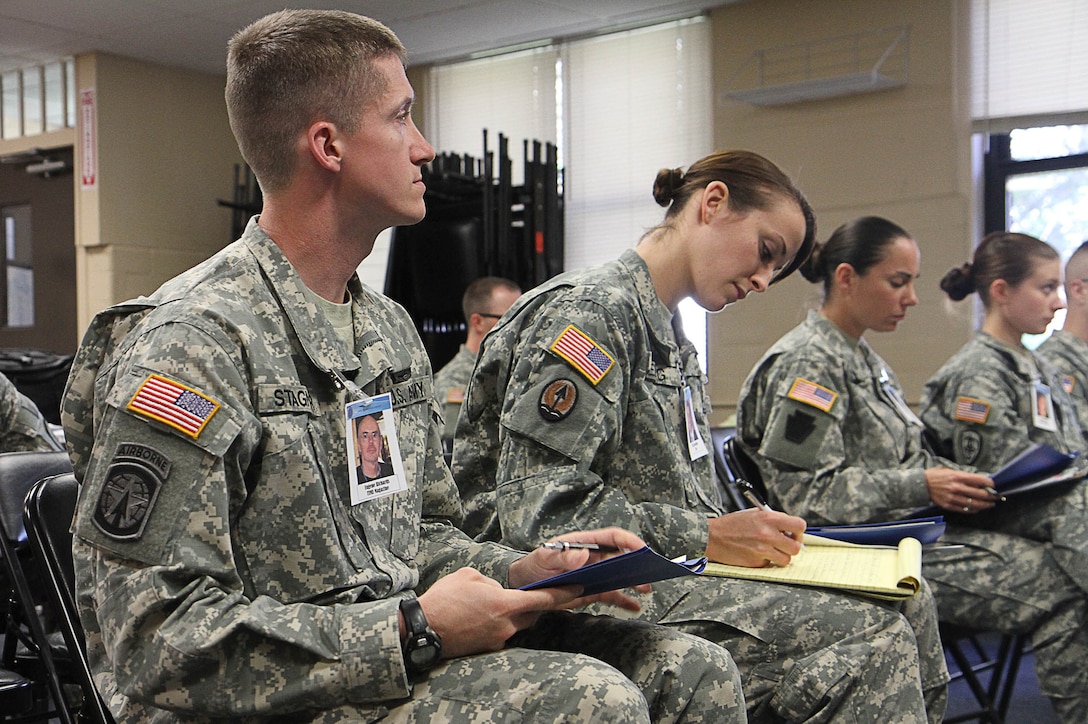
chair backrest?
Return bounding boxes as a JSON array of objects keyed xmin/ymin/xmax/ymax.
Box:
[
  {"xmin": 0, "ymin": 450, "xmax": 72, "ymax": 546},
  {"xmin": 24, "ymin": 472, "xmax": 115, "ymax": 724},
  {"xmin": 709, "ymin": 427, "xmax": 748, "ymax": 511},
  {"xmin": 721, "ymin": 436, "xmax": 770, "ymax": 501}
]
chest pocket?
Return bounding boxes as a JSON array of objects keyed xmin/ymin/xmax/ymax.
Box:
[{"xmin": 239, "ymin": 385, "xmax": 374, "ymax": 603}]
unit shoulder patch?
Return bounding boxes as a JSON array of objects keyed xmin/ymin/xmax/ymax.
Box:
[
  {"xmin": 93, "ymin": 443, "xmax": 170, "ymax": 540},
  {"xmin": 539, "ymin": 379, "xmax": 578, "ymax": 421},
  {"xmin": 549, "ymin": 325, "xmax": 614, "ymax": 385}
]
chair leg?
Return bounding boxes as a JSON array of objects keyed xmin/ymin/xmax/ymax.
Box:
[{"xmin": 944, "ymin": 636, "xmax": 1005, "ymax": 724}]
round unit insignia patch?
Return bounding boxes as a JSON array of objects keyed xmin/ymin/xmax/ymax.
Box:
[
  {"xmin": 539, "ymin": 379, "xmax": 578, "ymax": 422},
  {"xmin": 955, "ymin": 429, "xmax": 983, "ymax": 466},
  {"xmin": 93, "ymin": 460, "xmax": 163, "ymax": 540}
]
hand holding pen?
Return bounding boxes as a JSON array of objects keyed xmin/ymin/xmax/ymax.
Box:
[{"xmin": 708, "ymin": 481, "xmax": 805, "ymax": 568}]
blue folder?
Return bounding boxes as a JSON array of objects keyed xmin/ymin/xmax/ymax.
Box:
[
  {"xmin": 520, "ymin": 546, "xmax": 706, "ymax": 597},
  {"xmin": 806, "ymin": 516, "xmax": 946, "ymax": 545}
]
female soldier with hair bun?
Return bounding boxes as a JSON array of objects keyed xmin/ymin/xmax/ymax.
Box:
[
  {"xmin": 455, "ymin": 157, "xmax": 949, "ymax": 723},
  {"xmin": 737, "ymin": 219, "xmax": 1088, "ymax": 722},
  {"xmin": 921, "ymin": 231, "xmax": 1082, "ymax": 470}
]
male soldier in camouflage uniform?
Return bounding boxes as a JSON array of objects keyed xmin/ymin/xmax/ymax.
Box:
[
  {"xmin": 60, "ymin": 10, "xmax": 745, "ymax": 722},
  {"xmin": 0, "ymin": 371, "xmax": 62, "ymax": 452},
  {"xmin": 1039, "ymin": 240, "xmax": 1088, "ymax": 443},
  {"xmin": 434, "ymin": 277, "xmax": 521, "ymax": 444},
  {"xmin": 454, "ymin": 247, "xmax": 944, "ymax": 723},
  {"xmin": 738, "ymin": 308, "xmax": 1088, "ymax": 722}
]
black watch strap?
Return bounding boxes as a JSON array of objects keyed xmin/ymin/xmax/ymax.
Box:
[{"xmin": 400, "ymin": 598, "xmax": 442, "ymax": 673}]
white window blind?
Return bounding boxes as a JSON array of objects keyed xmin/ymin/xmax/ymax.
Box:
[
  {"xmin": 563, "ymin": 19, "xmax": 712, "ymax": 271},
  {"xmin": 971, "ymin": 0, "xmax": 1088, "ymax": 131},
  {"xmin": 426, "ymin": 46, "xmax": 559, "ymax": 186},
  {"xmin": 423, "ymin": 17, "xmax": 712, "ymax": 364}
]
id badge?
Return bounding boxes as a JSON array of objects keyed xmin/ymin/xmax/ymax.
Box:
[
  {"xmin": 1032, "ymin": 380, "xmax": 1058, "ymax": 432},
  {"xmin": 346, "ymin": 392, "xmax": 408, "ymax": 505},
  {"xmin": 683, "ymin": 385, "xmax": 709, "ymax": 461}
]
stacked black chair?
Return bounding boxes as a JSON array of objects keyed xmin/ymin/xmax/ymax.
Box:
[
  {"xmin": 24, "ymin": 473, "xmax": 114, "ymax": 723},
  {"xmin": 0, "ymin": 450, "xmax": 75, "ymax": 722},
  {"xmin": 711, "ymin": 430, "xmax": 1031, "ymax": 724}
]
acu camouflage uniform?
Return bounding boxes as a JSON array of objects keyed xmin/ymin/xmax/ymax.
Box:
[
  {"xmin": 454, "ymin": 249, "xmax": 942, "ymax": 724},
  {"xmin": 736, "ymin": 311, "xmax": 1088, "ymax": 722},
  {"xmin": 433, "ymin": 344, "xmax": 476, "ymax": 444},
  {"xmin": 61, "ymin": 219, "xmax": 742, "ymax": 724},
  {"xmin": 1038, "ymin": 329, "xmax": 1088, "ymax": 446},
  {"xmin": 0, "ymin": 371, "xmax": 61, "ymax": 452}
]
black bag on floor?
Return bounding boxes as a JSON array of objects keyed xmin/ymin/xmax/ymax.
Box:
[{"xmin": 0, "ymin": 349, "xmax": 74, "ymax": 425}]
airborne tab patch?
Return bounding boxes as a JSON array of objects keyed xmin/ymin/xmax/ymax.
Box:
[
  {"xmin": 954, "ymin": 396, "xmax": 990, "ymax": 424},
  {"xmin": 549, "ymin": 325, "xmax": 614, "ymax": 385},
  {"xmin": 127, "ymin": 373, "xmax": 220, "ymax": 439},
  {"xmin": 787, "ymin": 378, "xmax": 837, "ymax": 413}
]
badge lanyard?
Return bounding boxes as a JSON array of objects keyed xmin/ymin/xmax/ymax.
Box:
[
  {"xmin": 878, "ymin": 367, "xmax": 923, "ymax": 427},
  {"xmin": 681, "ymin": 361, "xmax": 708, "ymax": 461}
]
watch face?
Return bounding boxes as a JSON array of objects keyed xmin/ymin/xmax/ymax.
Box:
[{"xmin": 408, "ymin": 635, "xmax": 441, "ymax": 669}]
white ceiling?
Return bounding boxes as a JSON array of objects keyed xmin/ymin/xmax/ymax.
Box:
[{"xmin": 0, "ymin": 0, "xmax": 738, "ymax": 76}]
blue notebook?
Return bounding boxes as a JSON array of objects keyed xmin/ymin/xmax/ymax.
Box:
[
  {"xmin": 520, "ymin": 546, "xmax": 707, "ymax": 597},
  {"xmin": 806, "ymin": 516, "xmax": 946, "ymax": 546}
]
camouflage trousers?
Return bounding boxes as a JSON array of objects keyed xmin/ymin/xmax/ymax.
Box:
[
  {"xmin": 593, "ymin": 576, "xmax": 944, "ymax": 724},
  {"xmin": 311, "ymin": 611, "xmax": 743, "ymax": 723},
  {"xmin": 926, "ymin": 522, "xmax": 1088, "ymax": 724}
]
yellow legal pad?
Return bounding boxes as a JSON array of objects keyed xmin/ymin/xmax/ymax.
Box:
[{"xmin": 701, "ymin": 535, "xmax": 922, "ymax": 601}]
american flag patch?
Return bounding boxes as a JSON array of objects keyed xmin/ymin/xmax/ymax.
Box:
[
  {"xmin": 1061, "ymin": 375, "xmax": 1075, "ymax": 395},
  {"xmin": 954, "ymin": 396, "xmax": 990, "ymax": 424},
  {"xmin": 787, "ymin": 378, "xmax": 837, "ymax": 412},
  {"xmin": 550, "ymin": 325, "xmax": 614, "ymax": 385},
  {"xmin": 127, "ymin": 374, "xmax": 220, "ymax": 439}
]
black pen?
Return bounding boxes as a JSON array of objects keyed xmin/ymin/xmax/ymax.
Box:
[{"xmin": 540, "ymin": 541, "xmax": 622, "ymax": 552}]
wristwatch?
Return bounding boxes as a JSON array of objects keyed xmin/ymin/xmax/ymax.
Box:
[{"xmin": 399, "ymin": 598, "xmax": 442, "ymax": 673}]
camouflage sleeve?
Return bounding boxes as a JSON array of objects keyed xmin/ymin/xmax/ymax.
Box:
[
  {"xmin": 417, "ymin": 396, "xmax": 524, "ymax": 589},
  {"xmin": 0, "ymin": 372, "xmax": 59, "ymax": 452},
  {"xmin": 73, "ymin": 320, "xmax": 416, "ymax": 714},
  {"xmin": 490, "ymin": 299, "xmax": 710, "ymax": 558},
  {"xmin": 920, "ymin": 363, "xmax": 1026, "ymax": 473},
  {"xmin": 744, "ymin": 354, "xmax": 929, "ymax": 525}
]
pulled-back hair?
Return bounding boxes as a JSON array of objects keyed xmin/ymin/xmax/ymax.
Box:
[
  {"xmin": 650, "ymin": 150, "xmax": 816, "ymax": 284},
  {"xmin": 226, "ymin": 9, "xmax": 406, "ymax": 192},
  {"xmin": 799, "ymin": 216, "xmax": 911, "ymax": 294},
  {"xmin": 940, "ymin": 231, "xmax": 1059, "ymax": 305}
]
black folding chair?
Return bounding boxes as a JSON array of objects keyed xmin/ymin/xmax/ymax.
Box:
[
  {"xmin": 24, "ymin": 473, "xmax": 114, "ymax": 723},
  {"xmin": 0, "ymin": 451, "xmax": 75, "ymax": 723}
]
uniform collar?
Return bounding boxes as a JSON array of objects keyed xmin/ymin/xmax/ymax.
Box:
[
  {"xmin": 975, "ymin": 331, "xmax": 1036, "ymax": 378},
  {"xmin": 241, "ymin": 217, "xmax": 362, "ymax": 376},
  {"xmin": 618, "ymin": 249, "xmax": 679, "ymax": 351}
]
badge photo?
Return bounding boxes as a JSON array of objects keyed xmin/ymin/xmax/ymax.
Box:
[{"xmin": 346, "ymin": 393, "xmax": 408, "ymax": 506}]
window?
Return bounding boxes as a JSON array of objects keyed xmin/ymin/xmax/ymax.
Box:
[
  {"xmin": 983, "ymin": 125, "xmax": 1088, "ymax": 347},
  {"xmin": 1, "ymin": 204, "xmax": 34, "ymax": 328},
  {"xmin": 424, "ymin": 18, "xmax": 712, "ymax": 367},
  {"xmin": 0, "ymin": 58, "xmax": 75, "ymax": 140}
]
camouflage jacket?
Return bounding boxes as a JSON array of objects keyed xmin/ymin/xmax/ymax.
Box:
[
  {"xmin": 453, "ymin": 249, "xmax": 720, "ymax": 559},
  {"xmin": 1038, "ymin": 329, "xmax": 1088, "ymax": 446},
  {"xmin": 433, "ymin": 344, "xmax": 476, "ymax": 442},
  {"xmin": 736, "ymin": 310, "xmax": 938, "ymax": 525},
  {"xmin": 0, "ymin": 371, "xmax": 60, "ymax": 452},
  {"xmin": 61, "ymin": 218, "xmax": 520, "ymax": 721},
  {"xmin": 920, "ymin": 332, "xmax": 1084, "ymax": 472}
]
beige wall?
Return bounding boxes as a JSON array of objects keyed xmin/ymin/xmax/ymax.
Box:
[
  {"xmin": 74, "ymin": 53, "xmax": 243, "ymax": 332},
  {"xmin": 706, "ymin": 0, "xmax": 976, "ymax": 424}
]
